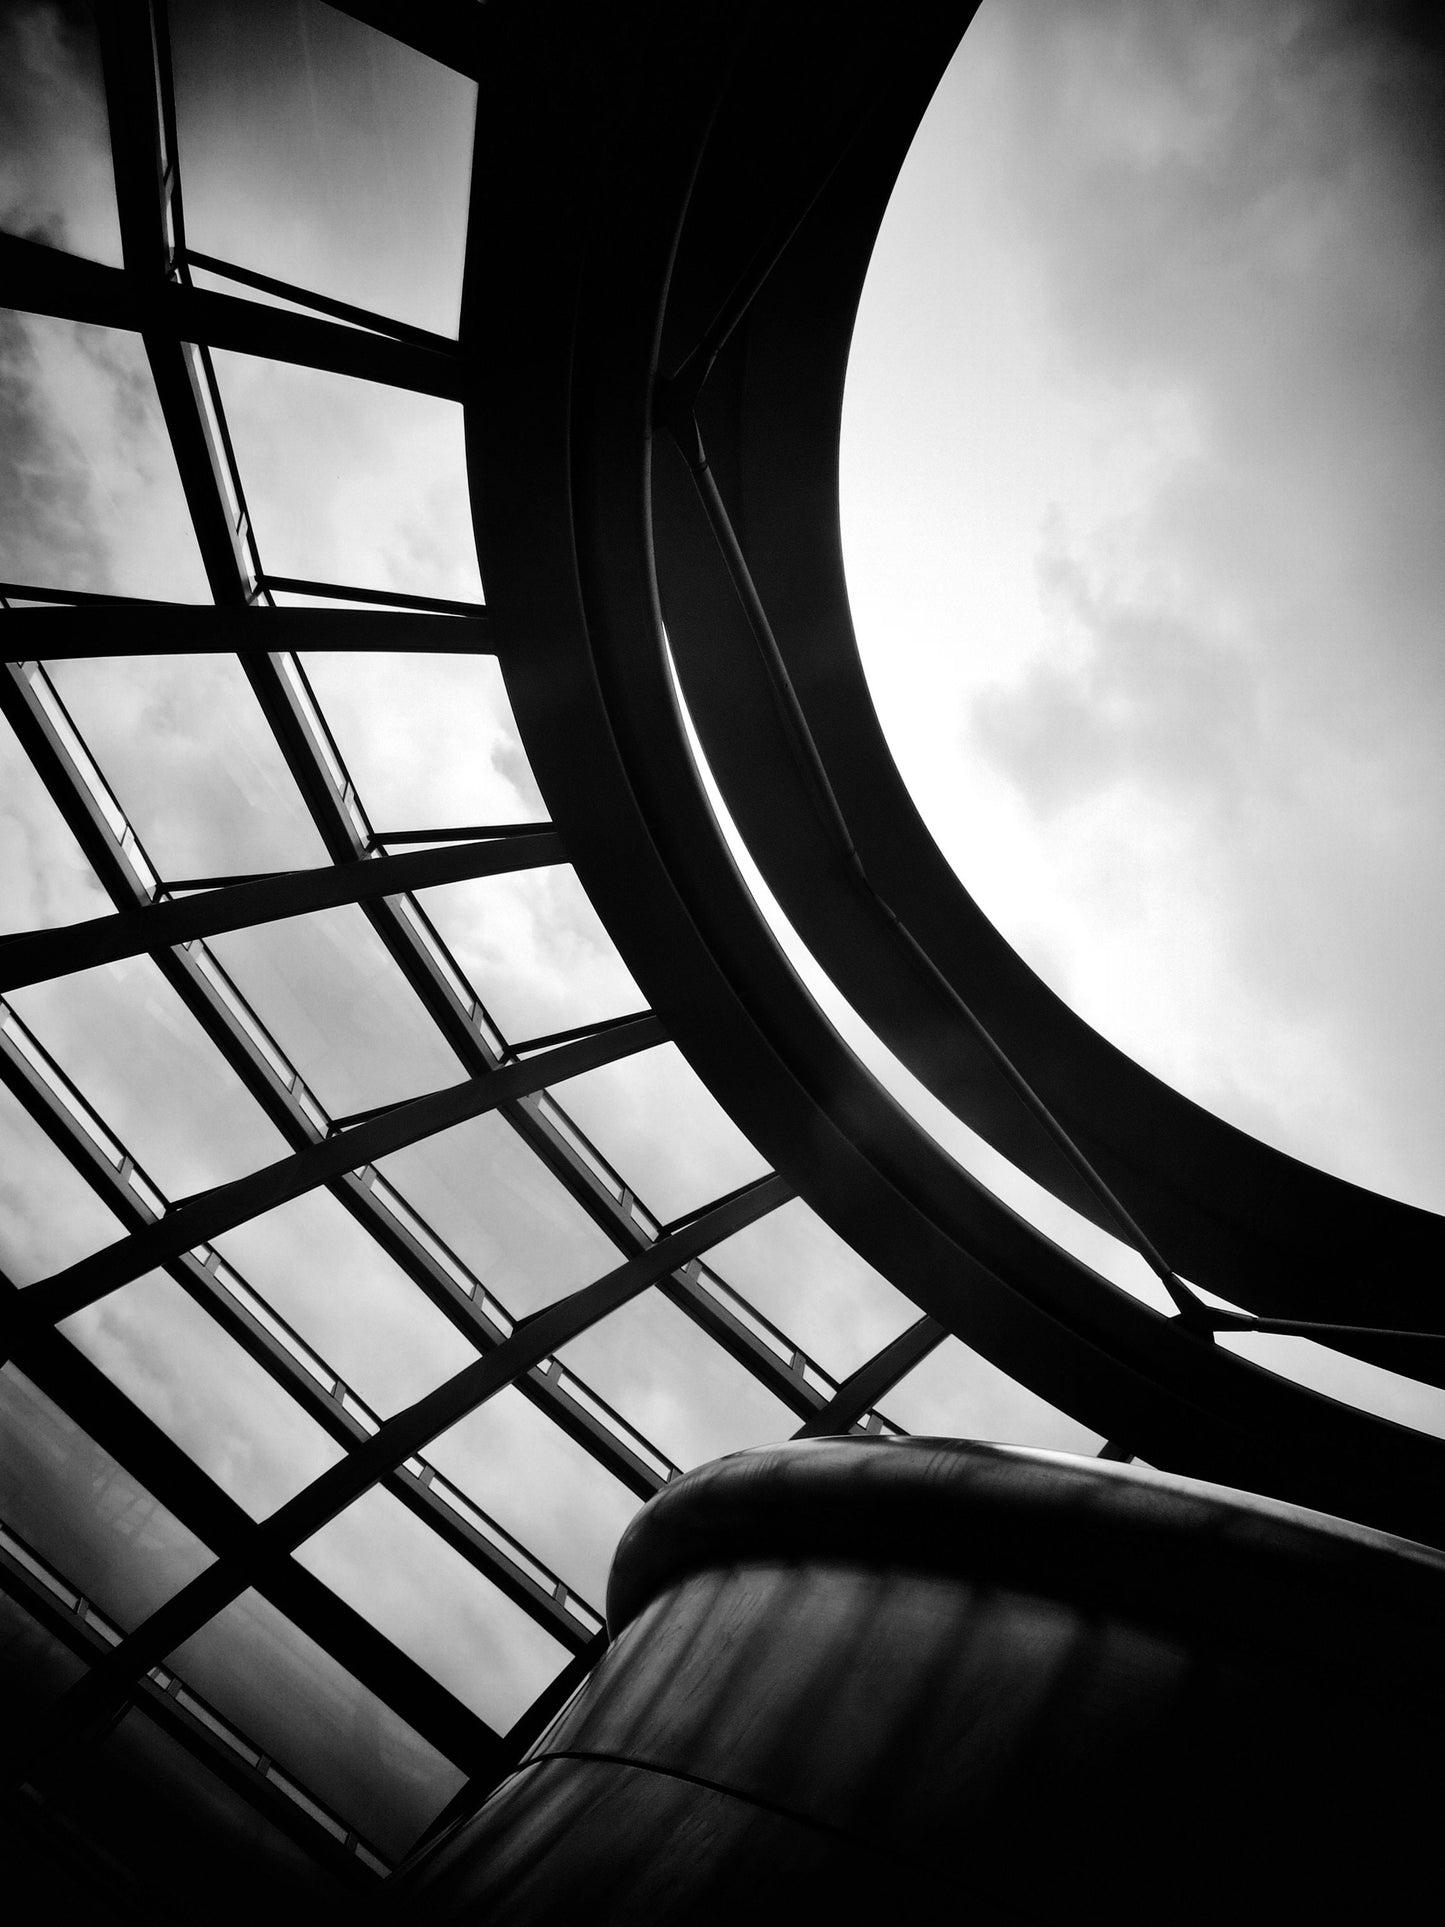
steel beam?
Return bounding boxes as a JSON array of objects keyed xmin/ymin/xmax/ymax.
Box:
[
  {"xmin": 793, "ymin": 1316, "xmax": 946, "ymax": 1439},
  {"xmin": 5, "ymin": 1307, "xmax": 504, "ymax": 1784},
  {"xmin": 12, "ymin": 1172, "xmax": 791, "ymax": 1790},
  {"xmin": 11, "ymin": 1015, "xmax": 667, "ymax": 1332},
  {"xmin": 0, "ymin": 234, "xmax": 468, "ymax": 400},
  {"xmin": 0, "ymin": 834, "xmax": 565, "ymax": 991},
  {"xmin": 3, "ymin": 603, "xmax": 488, "ymax": 657}
]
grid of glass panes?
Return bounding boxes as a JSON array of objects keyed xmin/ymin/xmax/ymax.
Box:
[{"xmin": 0, "ymin": 0, "xmax": 1025, "ymax": 1887}]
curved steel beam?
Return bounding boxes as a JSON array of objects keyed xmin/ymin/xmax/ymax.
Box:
[
  {"xmin": 656, "ymin": 13, "xmax": 1445, "ymax": 1377},
  {"xmin": 462, "ymin": 0, "xmax": 1445, "ymax": 1544}
]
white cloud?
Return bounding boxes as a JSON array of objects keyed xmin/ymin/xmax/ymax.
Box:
[{"xmin": 844, "ymin": 0, "xmax": 1445, "ymax": 1219}]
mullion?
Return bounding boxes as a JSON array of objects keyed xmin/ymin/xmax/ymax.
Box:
[
  {"xmin": 5, "ymin": 1309, "xmax": 503, "ymax": 1784},
  {"xmin": 0, "ymin": 1539, "xmax": 383, "ymax": 1890},
  {"xmin": 28, "ymin": 0, "xmax": 864, "ymax": 1763},
  {"xmin": 180, "ymin": 246, "xmax": 460, "ymax": 355},
  {"xmin": 0, "ymin": 834, "xmax": 567, "ymax": 991},
  {"xmin": 1, "ymin": 662, "xmax": 688, "ymax": 1496},
  {"xmin": 0, "ymin": 234, "xmax": 469, "ymax": 404},
  {"xmin": 12, "ymin": 1172, "xmax": 792, "ymax": 1793},
  {"xmin": 11, "ymin": 1016, "xmax": 667, "ymax": 1334},
  {"xmin": 792, "ymin": 1315, "xmax": 946, "ymax": 1439},
  {"xmin": 3, "ymin": 602, "xmax": 488, "ymax": 656},
  {"xmin": 0, "ymin": 1015, "xmax": 607, "ymax": 1648},
  {"xmin": 245, "ymin": 648, "xmax": 854, "ymax": 1422}
]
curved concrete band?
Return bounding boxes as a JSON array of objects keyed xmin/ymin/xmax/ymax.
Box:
[{"xmin": 400, "ymin": 1439, "xmax": 1445, "ymax": 1921}]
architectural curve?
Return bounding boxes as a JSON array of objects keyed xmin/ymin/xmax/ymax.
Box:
[{"xmin": 465, "ymin": 0, "xmax": 1445, "ymax": 1541}]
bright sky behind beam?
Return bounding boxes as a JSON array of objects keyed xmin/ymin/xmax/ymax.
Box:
[{"xmin": 844, "ymin": 0, "xmax": 1445, "ymax": 1216}]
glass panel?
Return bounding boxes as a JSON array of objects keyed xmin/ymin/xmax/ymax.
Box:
[
  {"xmin": 303, "ymin": 653, "xmax": 545, "ymax": 829},
  {"xmin": 1216, "ymin": 1331, "xmax": 1445, "ymax": 1442},
  {"xmin": 427, "ymin": 1384, "xmax": 642, "ymax": 1606},
  {"xmin": 52, "ymin": 1707, "xmax": 350, "ymax": 1912},
  {"xmin": 211, "ymin": 1185, "xmax": 476, "ymax": 1418},
  {"xmin": 0, "ymin": 1585, "xmax": 88, "ymax": 1721},
  {"xmin": 207, "ymin": 904, "xmax": 459, "ymax": 1119},
  {"xmin": 698, "ymin": 1197, "xmax": 916, "ymax": 1379},
  {"xmin": 295, "ymin": 1485, "xmax": 569, "ymax": 1730},
  {"xmin": 558, "ymin": 1288, "xmax": 795, "ymax": 1470},
  {"xmin": 880, "ymin": 1335, "xmax": 1105, "ymax": 1455},
  {"xmin": 548, "ymin": 1042, "xmax": 768, "ymax": 1227},
  {"xmin": 0, "ymin": 1077, "xmax": 122, "ymax": 1283},
  {"xmin": 61, "ymin": 1270, "xmax": 346, "ymax": 1519},
  {"xmin": 0, "ymin": 712, "xmax": 109, "ymax": 934},
  {"xmin": 10, "ymin": 955, "xmax": 288, "ymax": 1197},
  {"xmin": 376, "ymin": 1111, "xmax": 621, "ymax": 1320},
  {"xmin": 171, "ymin": 0, "xmax": 475, "ymax": 338},
  {"xmin": 0, "ymin": 1364, "xmax": 213, "ymax": 1625},
  {"xmin": 0, "ymin": 313, "xmax": 208, "ymax": 599},
  {"xmin": 209, "ymin": 352, "xmax": 482, "ymax": 602},
  {"xmin": 169, "ymin": 1589, "xmax": 466, "ymax": 1861},
  {"xmin": 47, "ymin": 654, "xmax": 330, "ymax": 880},
  {"xmin": 0, "ymin": 5, "xmax": 121, "ymax": 264},
  {"xmin": 418, "ymin": 865, "xmax": 644, "ymax": 1044}
]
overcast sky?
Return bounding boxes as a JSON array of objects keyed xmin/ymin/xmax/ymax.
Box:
[
  {"xmin": 3, "ymin": 1, "xmax": 1445, "ymax": 1824},
  {"xmin": 845, "ymin": 0, "xmax": 1445, "ymax": 1224}
]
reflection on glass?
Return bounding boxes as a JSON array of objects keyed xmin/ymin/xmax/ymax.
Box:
[
  {"xmin": 47, "ymin": 653, "xmax": 329, "ymax": 880},
  {"xmin": 296, "ymin": 1485, "xmax": 569, "ymax": 1730},
  {"xmin": 418, "ymin": 864, "xmax": 644, "ymax": 1045},
  {"xmin": 212, "ymin": 1185, "xmax": 476, "ymax": 1418},
  {"xmin": 0, "ymin": 1585, "xmax": 87, "ymax": 1721},
  {"xmin": 549, "ymin": 1042, "xmax": 768, "ymax": 1226},
  {"xmin": 0, "ymin": 1364, "xmax": 214, "ymax": 1625},
  {"xmin": 377, "ymin": 1111, "xmax": 621, "ymax": 1320},
  {"xmin": 0, "ymin": 5, "xmax": 121, "ymax": 264},
  {"xmin": 9, "ymin": 955, "xmax": 288, "ymax": 1197},
  {"xmin": 880, "ymin": 1335, "xmax": 1104, "ymax": 1454},
  {"xmin": 170, "ymin": 1588, "xmax": 465, "ymax": 1861},
  {"xmin": 0, "ymin": 1076, "xmax": 122, "ymax": 1283},
  {"xmin": 210, "ymin": 352, "xmax": 481, "ymax": 602},
  {"xmin": 61, "ymin": 1270, "xmax": 346, "ymax": 1519},
  {"xmin": 0, "ymin": 711, "xmax": 107, "ymax": 934},
  {"xmin": 64, "ymin": 1708, "xmax": 349, "ymax": 1909},
  {"xmin": 427, "ymin": 1385, "xmax": 642, "ymax": 1605},
  {"xmin": 208, "ymin": 904, "xmax": 459, "ymax": 1119},
  {"xmin": 700, "ymin": 1197, "xmax": 916, "ymax": 1379},
  {"xmin": 558, "ymin": 1287, "xmax": 794, "ymax": 1470},
  {"xmin": 171, "ymin": 0, "xmax": 475, "ymax": 338},
  {"xmin": 0, "ymin": 315, "xmax": 208, "ymax": 599},
  {"xmin": 303, "ymin": 653, "xmax": 544, "ymax": 830}
]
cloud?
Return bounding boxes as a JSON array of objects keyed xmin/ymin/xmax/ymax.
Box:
[
  {"xmin": 0, "ymin": 311, "xmax": 210, "ymax": 598},
  {"xmin": 973, "ymin": 521, "xmax": 1258, "ymax": 821},
  {"xmin": 0, "ymin": 2, "xmax": 120, "ymax": 263},
  {"xmin": 928, "ymin": 0, "xmax": 1445, "ymax": 1208}
]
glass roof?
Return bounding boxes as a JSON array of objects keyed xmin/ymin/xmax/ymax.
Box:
[{"xmin": 4, "ymin": 0, "xmax": 1442, "ymax": 1906}]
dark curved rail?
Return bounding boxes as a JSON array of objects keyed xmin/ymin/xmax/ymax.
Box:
[{"xmin": 462, "ymin": 0, "xmax": 1445, "ymax": 1542}]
